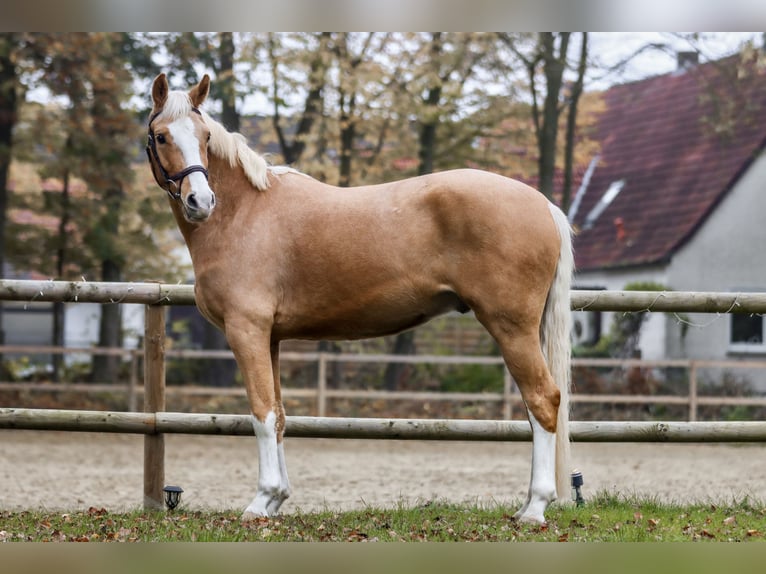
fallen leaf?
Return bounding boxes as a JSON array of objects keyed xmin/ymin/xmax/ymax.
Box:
[
  {"xmin": 746, "ymin": 530, "xmax": 762, "ymax": 538},
  {"xmin": 558, "ymin": 532, "xmax": 570, "ymax": 542},
  {"xmin": 700, "ymin": 529, "xmax": 715, "ymax": 539},
  {"xmin": 346, "ymin": 529, "xmax": 368, "ymax": 542},
  {"xmin": 723, "ymin": 516, "xmax": 736, "ymax": 526}
]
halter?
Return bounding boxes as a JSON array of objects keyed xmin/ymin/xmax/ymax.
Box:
[{"xmin": 146, "ymin": 107, "xmax": 210, "ymax": 201}]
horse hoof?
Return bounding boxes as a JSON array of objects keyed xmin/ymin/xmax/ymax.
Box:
[{"xmin": 512, "ymin": 511, "xmax": 547, "ymax": 526}]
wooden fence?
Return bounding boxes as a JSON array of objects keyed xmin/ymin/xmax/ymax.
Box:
[
  {"xmin": 2, "ymin": 279, "xmax": 766, "ymax": 509},
  {"xmin": 3, "ymin": 346, "xmax": 766, "ymax": 422}
]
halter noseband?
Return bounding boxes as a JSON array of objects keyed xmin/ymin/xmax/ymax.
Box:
[{"xmin": 146, "ymin": 107, "xmax": 210, "ymax": 201}]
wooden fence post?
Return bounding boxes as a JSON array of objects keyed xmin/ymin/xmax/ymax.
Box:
[
  {"xmin": 317, "ymin": 353, "xmax": 327, "ymax": 417},
  {"xmin": 689, "ymin": 361, "xmax": 698, "ymax": 422},
  {"xmin": 503, "ymin": 367, "xmax": 513, "ymax": 420},
  {"xmin": 143, "ymin": 305, "xmax": 166, "ymax": 510},
  {"xmin": 128, "ymin": 349, "xmax": 139, "ymax": 413}
]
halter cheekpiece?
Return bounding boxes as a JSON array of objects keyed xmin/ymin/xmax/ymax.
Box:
[{"xmin": 146, "ymin": 107, "xmax": 210, "ymax": 201}]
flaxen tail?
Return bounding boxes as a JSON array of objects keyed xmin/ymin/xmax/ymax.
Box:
[{"xmin": 542, "ymin": 203, "xmax": 574, "ymax": 499}]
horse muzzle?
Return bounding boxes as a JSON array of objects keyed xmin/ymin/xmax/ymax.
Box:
[{"xmin": 182, "ymin": 189, "xmax": 216, "ymax": 222}]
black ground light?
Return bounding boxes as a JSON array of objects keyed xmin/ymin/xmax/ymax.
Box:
[
  {"xmin": 571, "ymin": 470, "xmax": 585, "ymax": 507},
  {"xmin": 163, "ymin": 485, "xmax": 184, "ymax": 510}
]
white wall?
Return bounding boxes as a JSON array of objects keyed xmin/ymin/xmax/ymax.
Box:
[
  {"xmin": 667, "ymin": 149, "xmax": 766, "ymax": 362},
  {"xmin": 64, "ymin": 303, "xmax": 146, "ymax": 348}
]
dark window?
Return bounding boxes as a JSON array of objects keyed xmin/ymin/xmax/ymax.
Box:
[{"xmin": 731, "ymin": 314, "xmax": 763, "ymax": 344}]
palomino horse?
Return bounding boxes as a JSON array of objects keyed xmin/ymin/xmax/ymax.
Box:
[{"xmin": 146, "ymin": 73, "xmax": 574, "ymax": 524}]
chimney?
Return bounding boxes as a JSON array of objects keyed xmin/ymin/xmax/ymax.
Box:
[
  {"xmin": 614, "ymin": 217, "xmax": 626, "ymax": 242},
  {"xmin": 676, "ymin": 51, "xmax": 699, "ymax": 71}
]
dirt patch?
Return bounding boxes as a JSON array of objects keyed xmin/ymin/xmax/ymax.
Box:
[{"xmin": 1, "ymin": 430, "xmax": 764, "ymax": 513}]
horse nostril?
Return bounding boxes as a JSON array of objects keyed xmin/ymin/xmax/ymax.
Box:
[
  {"xmin": 210, "ymin": 192, "xmax": 216, "ymax": 208},
  {"xmin": 186, "ymin": 193, "xmax": 199, "ymax": 210}
]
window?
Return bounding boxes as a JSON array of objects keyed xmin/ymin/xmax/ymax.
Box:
[
  {"xmin": 728, "ymin": 288, "xmax": 766, "ymax": 353},
  {"xmin": 730, "ymin": 313, "xmax": 764, "ymax": 352}
]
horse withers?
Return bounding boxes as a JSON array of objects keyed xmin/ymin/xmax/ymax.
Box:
[{"xmin": 146, "ymin": 73, "xmax": 574, "ymax": 524}]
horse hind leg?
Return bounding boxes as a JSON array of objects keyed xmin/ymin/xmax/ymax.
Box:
[
  {"xmin": 509, "ymin": 337, "xmax": 560, "ymax": 524},
  {"xmin": 482, "ymin": 323, "xmax": 560, "ymax": 524}
]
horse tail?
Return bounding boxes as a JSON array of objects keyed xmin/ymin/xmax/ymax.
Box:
[{"xmin": 542, "ymin": 202, "xmax": 574, "ymax": 499}]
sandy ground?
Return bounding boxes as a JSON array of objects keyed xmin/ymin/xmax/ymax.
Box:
[{"xmin": 1, "ymin": 430, "xmax": 764, "ymax": 513}]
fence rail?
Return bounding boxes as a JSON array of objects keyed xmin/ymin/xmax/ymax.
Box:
[
  {"xmin": 3, "ymin": 407, "xmax": 766, "ymax": 443},
  {"xmin": 3, "ymin": 279, "xmax": 766, "ymax": 509},
  {"xmin": 2, "ymin": 345, "xmax": 766, "ymax": 422},
  {"xmin": 4, "ymin": 278, "xmax": 766, "ymax": 312}
]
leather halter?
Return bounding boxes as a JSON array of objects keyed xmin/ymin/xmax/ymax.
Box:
[{"xmin": 146, "ymin": 107, "xmax": 210, "ymax": 201}]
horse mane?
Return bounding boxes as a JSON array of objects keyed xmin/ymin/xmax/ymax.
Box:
[{"xmin": 160, "ymin": 90, "xmax": 271, "ymax": 190}]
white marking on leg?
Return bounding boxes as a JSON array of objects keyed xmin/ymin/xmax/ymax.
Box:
[
  {"xmin": 266, "ymin": 441, "xmax": 291, "ymax": 516},
  {"xmin": 514, "ymin": 411, "xmax": 557, "ymax": 524},
  {"xmin": 243, "ymin": 411, "xmax": 283, "ymax": 518}
]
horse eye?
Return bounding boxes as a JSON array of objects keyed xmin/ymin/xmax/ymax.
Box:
[
  {"xmin": 206, "ymin": 132, "xmax": 211, "ymax": 143},
  {"xmin": 156, "ymin": 134, "xmax": 166, "ymax": 144}
]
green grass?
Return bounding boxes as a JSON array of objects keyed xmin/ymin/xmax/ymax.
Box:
[{"xmin": 2, "ymin": 493, "xmax": 764, "ymax": 542}]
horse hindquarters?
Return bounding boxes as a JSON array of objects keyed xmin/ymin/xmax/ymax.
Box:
[{"xmin": 473, "ymin": 202, "xmax": 573, "ymax": 524}]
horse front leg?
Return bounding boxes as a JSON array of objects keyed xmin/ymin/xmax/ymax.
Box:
[{"xmin": 226, "ymin": 325, "xmax": 290, "ymax": 519}]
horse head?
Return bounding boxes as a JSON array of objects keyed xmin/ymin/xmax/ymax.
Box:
[{"xmin": 147, "ymin": 73, "xmax": 216, "ymax": 223}]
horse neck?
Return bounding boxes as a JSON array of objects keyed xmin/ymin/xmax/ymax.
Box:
[{"xmin": 171, "ymin": 153, "xmax": 260, "ymax": 255}]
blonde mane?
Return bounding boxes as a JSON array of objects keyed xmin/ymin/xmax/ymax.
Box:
[{"xmin": 160, "ymin": 91, "xmax": 271, "ymax": 190}]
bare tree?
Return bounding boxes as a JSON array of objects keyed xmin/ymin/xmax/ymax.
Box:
[{"xmin": 0, "ymin": 33, "xmax": 20, "ymax": 375}]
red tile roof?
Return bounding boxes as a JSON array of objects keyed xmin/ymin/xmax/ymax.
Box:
[{"xmin": 571, "ymin": 53, "xmax": 766, "ymax": 271}]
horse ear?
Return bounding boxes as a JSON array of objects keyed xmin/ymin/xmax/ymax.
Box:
[
  {"xmin": 190, "ymin": 74, "xmax": 211, "ymax": 108},
  {"xmin": 151, "ymin": 73, "xmax": 168, "ymax": 111}
]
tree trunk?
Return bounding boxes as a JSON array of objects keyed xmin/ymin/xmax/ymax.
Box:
[
  {"xmin": 0, "ymin": 34, "xmax": 18, "ymax": 374},
  {"xmin": 537, "ymin": 32, "xmax": 570, "ymax": 200},
  {"xmin": 338, "ymin": 93, "xmax": 355, "ymax": 188},
  {"xmin": 92, "ymin": 258, "xmax": 123, "ymax": 382},
  {"xmin": 270, "ymin": 32, "xmax": 329, "ymax": 166},
  {"xmin": 91, "ymin": 186, "xmax": 124, "ymax": 383},
  {"xmin": 52, "ymin": 167, "xmax": 71, "ymax": 381},
  {"xmin": 218, "ymin": 32, "xmax": 239, "ymax": 133},
  {"xmin": 562, "ymin": 33, "xmax": 588, "ymax": 214}
]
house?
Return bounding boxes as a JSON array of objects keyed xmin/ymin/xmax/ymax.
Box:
[{"xmin": 569, "ymin": 50, "xmax": 766, "ymax": 388}]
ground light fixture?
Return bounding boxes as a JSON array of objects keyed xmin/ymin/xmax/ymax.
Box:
[
  {"xmin": 571, "ymin": 470, "xmax": 585, "ymax": 507},
  {"xmin": 163, "ymin": 485, "xmax": 184, "ymax": 510}
]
